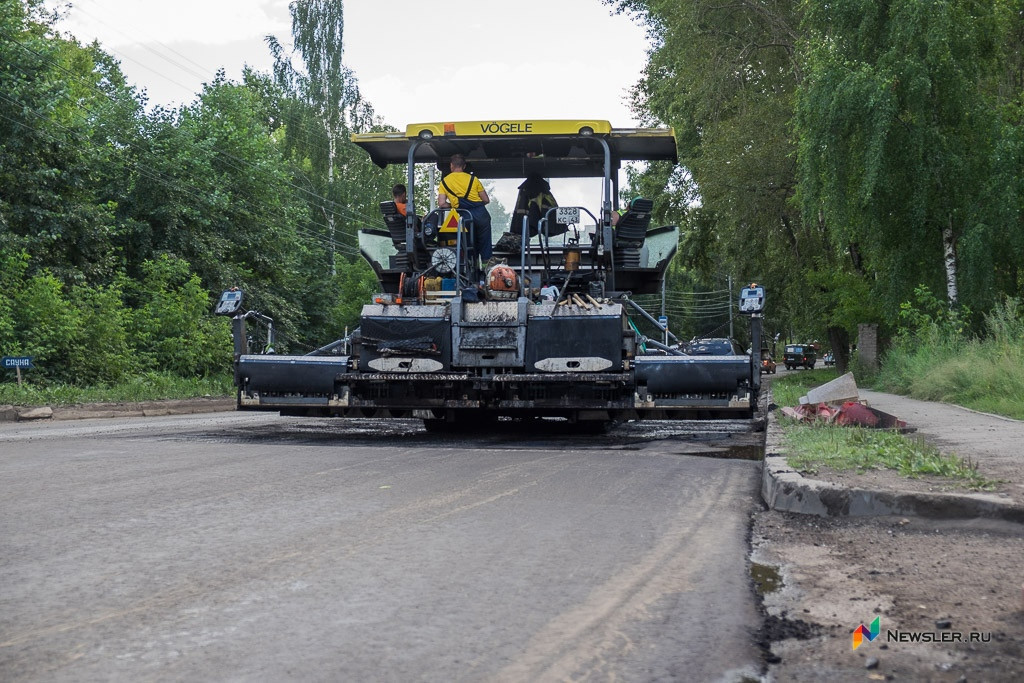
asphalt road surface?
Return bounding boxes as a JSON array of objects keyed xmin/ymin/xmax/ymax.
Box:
[{"xmin": 1, "ymin": 413, "xmax": 763, "ymax": 681}]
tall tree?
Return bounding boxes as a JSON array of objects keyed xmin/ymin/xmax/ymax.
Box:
[
  {"xmin": 264, "ymin": 1, "xmax": 406, "ymax": 346},
  {"xmin": 796, "ymin": 0, "xmax": 1014, "ymax": 314},
  {"xmin": 607, "ymin": 0, "xmax": 840, "ymax": 345},
  {"xmin": 976, "ymin": 0, "xmax": 1024, "ymax": 307},
  {"xmin": 267, "ymin": 0, "xmax": 379, "ymax": 276},
  {"xmin": 117, "ymin": 71, "xmax": 312, "ymax": 337},
  {"xmin": 0, "ymin": 0, "xmax": 144, "ymax": 284}
]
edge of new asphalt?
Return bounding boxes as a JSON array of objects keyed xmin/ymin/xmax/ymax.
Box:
[{"xmin": 4, "ymin": 394, "xmax": 1022, "ymax": 524}]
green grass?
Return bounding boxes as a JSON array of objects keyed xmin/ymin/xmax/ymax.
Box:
[
  {"xmin": 874, "ymin": 338, "xmax": 1024, "ymax": 420},
  {"xmin": 769, "ymin": 368, "xmax": 840, "ymax": 408},
  {"xmin": 0, "ymin": 372, "xmax": 234, "ymax": 406},
  {"xmin": 780, "ymin": 421, "xmax": 997, "ymax": 490},
  {"xmin": 872, "ymin": 298, "xmax": 1024, "ymax": 420}
]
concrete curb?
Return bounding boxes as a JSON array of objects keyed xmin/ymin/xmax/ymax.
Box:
[
  {"xmin": 761, "ymin": 406, "xmax": 1024, "ymax": 525},
  {"xmin": 0, "ymin": 398, "xmax": 236, "ymax": 422}
]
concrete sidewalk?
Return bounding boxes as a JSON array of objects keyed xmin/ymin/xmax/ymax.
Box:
[{"xmin": 762, "ymin": 387, "xmax": 1024, "ymax": 523}]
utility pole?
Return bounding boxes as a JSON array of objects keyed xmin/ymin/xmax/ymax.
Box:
[
  {"xmin": 728, "ymin": 274, "xmax": 734, "ymax": 340},
  {"xmin": 661, "ymin": 276, "xmax": 668, "ymax": 346}
]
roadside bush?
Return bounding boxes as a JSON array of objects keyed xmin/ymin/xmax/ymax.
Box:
[
  {"xmin": 0, "ymin": 250, "xmax": 233, "ymax": 389},
  {"xmin": 875, "ymin": 290, "xmax": 1024, "ymax": 419},
  {"xmin": 965, "ymin": 297, "xmax": 1024, "ymax": 417},
  {"xmin": 895, "ymin": 285, "xmax": 972, "ymax": 347},
  {"xmin": 847, "ymin": 350, "xmax": 880, "ymax": 383},
  {"xmin": 10, "ymin": 270, "xmax": 81, "ymax": 383},
  {"xmin": 984, "ymin": 296, "xmax": 1024, "ymax": 343},
  {"xmin": 0, "ymin": 250, "xmax": 28, "ymax": 355},
  {"xmin": 68, "ymin": 279, "xmax": 138, "ymax": 385},
  {"xmin": 128, "ymin": 255, "xmax": 232, "ymax": 377},
  {"xmin": 876, "ymin": 285, "xmax": 970, "ymax": 394}
]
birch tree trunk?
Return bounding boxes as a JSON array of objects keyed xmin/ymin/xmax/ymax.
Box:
[
  {"xmin": 327, "ymin": 131, "xmax": 336, "ymax": 276},
  {"xmin": 943, "ymin": 215, "xmax": 958, "ymax": 306}
]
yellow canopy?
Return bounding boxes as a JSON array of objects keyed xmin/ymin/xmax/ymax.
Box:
[{"xmin": 351, "ymin": 119, "xmax": 677, "ymax": 179}]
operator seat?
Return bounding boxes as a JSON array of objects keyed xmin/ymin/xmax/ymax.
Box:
[
  {"xmin": 380, "ymin": 201, "xmax": 424, "ymax": 271},
  {"xmin": 379, "ymin": 201, "xmax": 408, "ymax": 248},
  {"xmin": 613, "ymin": 197, "xmax": 654, "ymax": 267}
]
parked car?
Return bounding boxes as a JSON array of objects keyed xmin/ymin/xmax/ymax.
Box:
[
  {"xmin": 760, "ymin": 350, "xmax": 777, "ymax": 374},
  {"xmin": 685, "ymin": 338, "xmax": 745, "ymax": 356},
  {"xmin": 823, "ymin": 351, "xmax": 835, "ymax": 367},
  {"xmin": 783, "ymin": 343, "xmax": 816, "ymax": 370}
]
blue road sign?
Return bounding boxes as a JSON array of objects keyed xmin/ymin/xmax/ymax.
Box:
[{"xmin": 2, "ymin": 356, "xmax": 34, "ymax": 369}]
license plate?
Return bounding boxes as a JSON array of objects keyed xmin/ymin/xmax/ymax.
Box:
[{"xmin": 555, "ymin": 207, "xmax": 580, "ymax": 224}]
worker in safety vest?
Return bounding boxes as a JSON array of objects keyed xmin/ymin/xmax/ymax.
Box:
[
  {"xmin": 392, "ymin": 184, "xmax": 409, "ymax": 216},
  {"xmin": 437, "ymin": 153, "xmax": 493, "ymax": 261}
]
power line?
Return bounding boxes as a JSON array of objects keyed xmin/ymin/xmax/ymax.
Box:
[
  {"xmin": 0, "ymin": 34, "xmax": 378, "ymax": 252},
  {"xmin": 58, "ymin": 0, "xmax": 389, "ymax": 228},
  {"xmin": 0, "ymin": 93, "xmax": 362, "ymax": 261},
  {"xmin": 1, "ymin": 27, "xmax": 383, "ymax": 232},
  {"xmin": 70, "ymin": 0, "xmax": 219, "ymax": 83}
]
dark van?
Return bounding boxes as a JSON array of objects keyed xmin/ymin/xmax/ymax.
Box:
[{"xmin": 783, "ymin": 344, "xmax": 816, "ymax": 370}]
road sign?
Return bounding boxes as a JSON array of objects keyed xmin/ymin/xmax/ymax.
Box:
[
  {"xmin": 739, "ymin": 284, "xmax": 765, "ymax": 314},
  {"xmin": 657, "ymin": 315, "xmax": 668, "ymax": 327},
  {"xmin": 2, "ymin": 356, "xmax": 33, "ymax": 369}
]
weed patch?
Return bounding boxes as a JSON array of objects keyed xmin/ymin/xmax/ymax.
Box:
[
  {"xmin": 780, "ymin": 422, "xmax": 998, "ymax": 490},
  {"xmin": 770, "ymin": 369, "xmax": 839, "ymax": 408},
  {"xmin": 0, "ymin": 372, "xmax": 233, "ymax": 406},
  {"xmin": 874, "ymin": 295, "xmax": 1024, "ymax": 420}
]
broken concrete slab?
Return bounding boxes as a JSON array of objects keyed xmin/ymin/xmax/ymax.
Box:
[
  {"xmin": 783, "ymin": 403, "xmax": 839, "ymax": 421},
  {"xmin": 17, "ymin": 406, "xmax": 53, "ymax": 421},
  {"xmin": 799, "ymin": 371, "xmax": 859, "ymax": 405},
  {"xmin": 780, "ymin": 400, "xmax": 910, "ymax": 430},
  {"xmin": 834, "ymin": 402, "xmax": 908, "ymax": 429}
]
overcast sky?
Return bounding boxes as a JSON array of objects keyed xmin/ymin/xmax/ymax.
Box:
[
  {"xmin": 44, "ymin": 0, "xmax": 655, "ymax": 212},
  {"xmin": 45, "ymin": 0, "xmax": 651, "ymax": 128}
]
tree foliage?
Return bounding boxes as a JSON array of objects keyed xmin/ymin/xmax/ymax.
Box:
[
  {"xmin": 796, "ymin": 0, "xmax": 1017, "ymax": 316},
  {"xmin": 607, "ymin": 0, "xmax": 840, "ymax": 343},
  {"xmin": 612, "ymin": 0, "xmax": 1023, "ymax": 351},
  {"xmin": 0, "ymin": 0, "xmax": 398, "ymax": 385},
  {"xmin": 267, "ymin": 0, "xmax": 398, "ymax": 281}
]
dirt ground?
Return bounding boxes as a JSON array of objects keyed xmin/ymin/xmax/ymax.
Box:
[{"xmin": 751, "ymin": 510, "xmax": 1024, "ymax": 681}]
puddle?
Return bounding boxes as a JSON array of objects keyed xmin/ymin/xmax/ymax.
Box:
[
  {"xmin": 750, "ymin": 562, "xmax": 783, "ymax": 595},
  {"xmin": 690, "ymin": 445, "xmax": 764, "ymax": 461}
]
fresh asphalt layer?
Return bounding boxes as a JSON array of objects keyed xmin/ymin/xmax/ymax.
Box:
[{"xmin": 5, "ymin": 391, "xmax": 1022, "ymax": 523}]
